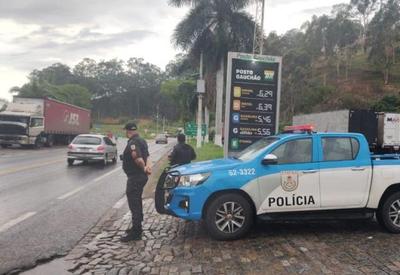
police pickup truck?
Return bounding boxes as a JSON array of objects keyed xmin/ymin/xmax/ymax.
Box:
[{"xmin": 160, "ymin": 125, "xmax": 400, "ymax": 240}]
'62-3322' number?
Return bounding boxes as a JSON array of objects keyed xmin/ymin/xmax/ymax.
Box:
[{"xmin": 228, "ymin": 168, "xmax": 256, "ymax": 176}]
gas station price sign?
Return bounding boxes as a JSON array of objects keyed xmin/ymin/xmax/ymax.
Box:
[{"xmin": 224, "ymin": 52, "xmax": 282, "ymax": 156}]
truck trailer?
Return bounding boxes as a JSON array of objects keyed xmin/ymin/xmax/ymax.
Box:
[
  {"xmin": 293, "ymin": 110, "xmax": 400, "ymax": 153},
  {"xmin": 0, "ymin": 97, "xmax": 91, "ymax": 148}
]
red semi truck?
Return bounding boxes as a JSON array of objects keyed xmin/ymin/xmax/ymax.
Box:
[{"xmin": 0, "ymin": 97, "xmax": 91, "ymax": 148}]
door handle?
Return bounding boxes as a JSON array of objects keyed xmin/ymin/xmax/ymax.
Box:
[
  {"xmin": 351, "ymin": 167, "xmax": 366, "ymax": 171},
  {"xmin": 302, "ymin": 170, "xmax": 317, "ymax": 174}
]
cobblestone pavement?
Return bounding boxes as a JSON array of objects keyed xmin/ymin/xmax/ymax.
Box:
[{"xmin": 66, "ymin": 199, "xmax": 400, "ymax": 275}]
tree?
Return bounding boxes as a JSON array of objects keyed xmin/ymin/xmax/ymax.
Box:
[
  {"xmin": 373, "ymin": 95, "xmax": 400, "ymax": 111},
  {"xmin": 350, "ymin": 0, "xmax": 378, "ymax": 52},
  {"xmin": 368, "ymin": 0, "xmax": 400, "ymax": 84},
  {"xmin": 169, "ymin": 0, "xmax": 255, "ymax": 145},
  {"xmin": 29, "ymin": 63, "xmax": 75, "ymax": 85},
  {"xmin": 303, "ymin": 15, "xmax": 332, "ymax": 85},
  {"xmin": 330, "ymin": 5, "xmax": 361, "ymax": 78},
  {"xmin": 161, "ymin": 79, "xmax": 196, "ymax": 121},
  {"xmin": 10, "ymin": 81, "xmax": 91, "ymax": 109}
]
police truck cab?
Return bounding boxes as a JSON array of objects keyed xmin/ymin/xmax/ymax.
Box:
[{"xmin": 160, "ymin": 125, "xmax": 400, "ymax": 240}]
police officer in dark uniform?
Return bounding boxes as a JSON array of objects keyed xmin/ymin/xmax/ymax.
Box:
[
  {"xmin": 168, "ymin": 133, "xmax": 196, "ymax": 166},
  {"xmin": 121, "ymin": 122, "xmax": 151, "ymax": 242}
]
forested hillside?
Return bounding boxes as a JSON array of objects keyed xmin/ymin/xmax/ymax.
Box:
[
  {"xmin": 9, "ymin": 0, "xmax": 400, "ymax": 126},
  {"xmin": 9, "ymin": 58, "xmax": 197, "ymax": 122},
  {"xmin": 265, "ymin": 0, "xmax": 400, "ymax": 124}
]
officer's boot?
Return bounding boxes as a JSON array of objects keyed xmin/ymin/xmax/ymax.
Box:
[{"xmin": 120, "ymin": 224, "xmax": 142, "ymax": 242}]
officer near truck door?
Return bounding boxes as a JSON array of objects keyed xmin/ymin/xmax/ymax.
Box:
[
  {"xmin": 168, "ymin": 133, "xmax": 196, "ymax": 166},
  {"xmin": 121, "ymin": 122, "xmax": 151, "ymax": 242}
]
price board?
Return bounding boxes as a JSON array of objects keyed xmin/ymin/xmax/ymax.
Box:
[{"xmin": 224, "ymin": 52, "xmax": 282, "ymax": 156}]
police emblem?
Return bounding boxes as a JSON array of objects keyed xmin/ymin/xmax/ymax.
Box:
[
  {"xmin": 130, "ymin": 144, "xmax": 136, "ymax": 150},
  {"xmin": 281, "ymin": 171, "xmax": 299, "ymax": 192}
]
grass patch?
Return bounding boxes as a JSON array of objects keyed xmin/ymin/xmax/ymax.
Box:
[
  {"xmin": 91, "ymin": 119, "xmax": 183, "ymax": 140},
  {"xmin": 188, "ymin": 140, "xmax": 224, "ymax": 161}
]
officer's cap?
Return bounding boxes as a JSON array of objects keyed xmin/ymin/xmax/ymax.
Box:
[{"xmin": 124, "ymin": 122, "xmax": 137, "ymax": 131}]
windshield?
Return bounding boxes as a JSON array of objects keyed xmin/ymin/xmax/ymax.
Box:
[
  {"xmin": 72, "ymin": 136, "xmax": 101, "ymax": 145},
  {"xmin": 0, "ymin": 115, "xmax": 29, "ymax": 124},
  {"xmin": 237, "ymin": 137, "xmax": 280, "ymax": 161}
]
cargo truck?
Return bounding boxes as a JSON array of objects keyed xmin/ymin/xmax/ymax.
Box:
[
  {"xmin": 293, "ymin": 110, "xmax": 400, "ymax": 153},
  {"xmin": 0, "ymin": 97, "xmax": 91, "ymax": 148}
]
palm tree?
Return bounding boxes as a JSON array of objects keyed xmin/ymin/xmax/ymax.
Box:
[{"xmin": 169, "ymin": 0, "xmax": 255, "ymax": 145}]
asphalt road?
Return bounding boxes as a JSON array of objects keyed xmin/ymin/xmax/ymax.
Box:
[{"xmin": 0, "ymin": 139, "xmax": 173, "ymax": 274}]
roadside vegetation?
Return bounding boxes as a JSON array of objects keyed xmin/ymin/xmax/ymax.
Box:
[
  {"xmin": 92, "ymin": 119, "xmax": 182, "ymax": 140},
  {"xmin": 188, "ymin": 140, "xmax": 224, "ymax": 161},
  {"xmin": 8, "ymin": 0, "xmax": 400, "ymax": 130}
]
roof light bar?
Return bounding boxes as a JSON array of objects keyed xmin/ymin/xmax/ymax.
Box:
[{"xmin": 283, "ymin": 124, "xmax": 315, "ymax": 133}]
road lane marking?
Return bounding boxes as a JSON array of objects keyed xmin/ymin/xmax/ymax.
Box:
[
  {"xmin": 0, "ymin": 159, "xmax": 64, "ymax": 176},
  {"xmin": 113, "ymin": 197, "xmax": 127, "ymax": 209},
  {"xmin": 57, "ymin": 186, "xmax": 86, "ymax": 200},
  {"xmin": 93, "ymin": 167, "xmax": 122, "ymax": 182},
  {"xmin": 57, "ymin": 166, "xmax": 123, "ymax": 200},
  {"xmin": 0, "ymin": 212, "xmax": 36, "ymax": 233},
  {"xmin": 56, "ymin": 142, "xmax": 170, "ymax": 201}
]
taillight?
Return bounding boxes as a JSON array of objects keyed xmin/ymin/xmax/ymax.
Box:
[{"xmin": 97, "ymin": 145, "xmax": 105, "ymax": 152}]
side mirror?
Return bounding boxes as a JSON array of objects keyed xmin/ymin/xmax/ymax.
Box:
[{"xmin": 262, "ymin": 154, "xmax": 278, "ymax": 165}]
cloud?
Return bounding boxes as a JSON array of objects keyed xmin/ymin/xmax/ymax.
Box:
[
  {"xmin": 0, "ymin": 0, "xmax": 178, "ymax": 27},
  {"xmin": 0, "ymin": 28, "xmax": 154, "ymax": 71},
  {"xmin": 263, "ymin": 0, "xmax": 344, "ymax": 33},
  {"xmin": 301, "ymin": 5, "xmax": 335, "ymax": 15},
  {"xmin": 0, "ymin": 0, "xmax": 346, "ymax": 100}
]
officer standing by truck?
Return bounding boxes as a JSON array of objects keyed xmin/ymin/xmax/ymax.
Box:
[{"xmin": 121, "ymin": 122, "xmax": 151, "ymax": 242}]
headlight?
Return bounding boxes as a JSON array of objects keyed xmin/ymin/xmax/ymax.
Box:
[{"xmin": 178, "ymin": 173, "xmax": 211, "ymax": 187}]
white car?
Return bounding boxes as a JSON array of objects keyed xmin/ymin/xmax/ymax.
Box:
[
  {"xmin": 155, "ymin": 134, "xmax": 168, "ymax": 144},
  {"xmin": 67, "ymin": 134, "xmax": 117, "ymax": 166}
]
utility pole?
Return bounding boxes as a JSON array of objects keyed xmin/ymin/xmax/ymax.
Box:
[
  {"xmin": 162, "ymin": 117, "xmax": 165, "ymax": 133},
  {"xmin": 196, "ymin": 52, "xmax": 205, "ymax": 148},
  {"xmin": 252, "ymin": 0, "xmax": 266, "ymax": 55},
  {"xmin": 156, "ymin": 104, "xmax": 159, "ymax": 134}
]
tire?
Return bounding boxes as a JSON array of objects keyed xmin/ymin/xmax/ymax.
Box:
[
  {"xmin": 34, "ymin": 138, "xmax": 43, "ymax": 149},
  {"xmin": 377, "ymin": 191, "xmax": 400, "ymax": 233},
  {"xmin": 45, "ymin": 135, "xmax": 54, "ymax": 147},
  {"xmin": 1, "ymin": 144, "xmax": 10, "ymax": 148},
  {"xmin": 204, "ymin": 193, "xmax": 254, "ymax": 241},
  {"xmin": 67, "ymin": 159, "xmax": 74, "ymax": 166},
  {"xmin": 155, "ymin": 170, "xmax": 169, "ymax": 214}
]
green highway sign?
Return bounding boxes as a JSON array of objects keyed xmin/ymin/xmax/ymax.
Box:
[{"xmin": 185, "ymin": 122, "xmax": 207, "ymax": 137}]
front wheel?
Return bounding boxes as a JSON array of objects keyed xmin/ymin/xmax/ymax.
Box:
[
  {"xmin": 34, "ymin": 138, "xmax": 43, "ymax": 149},
  {"xmin": 205, "ymin": 193, "xmax": 254, "ymax": 240},
  {"xmin": 67, "ymin": 159, "xmax": 74, "ymax": 166},
  {"xmin": 377, "ymin": 191, "xmax": 400, "ymax": 233}
]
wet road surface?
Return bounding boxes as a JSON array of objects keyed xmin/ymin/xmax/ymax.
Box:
[{"xmin": 0, "ymin": 139, "xmax": 173, "ymax": 274}]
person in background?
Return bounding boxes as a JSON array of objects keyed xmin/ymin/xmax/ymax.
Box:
[{"xmin": 168, "ymin": 133, "xmax": 196, "ymax": 166}]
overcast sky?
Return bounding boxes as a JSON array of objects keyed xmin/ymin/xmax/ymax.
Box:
[{"xmin": 0, "ymin": 0, "xmax": 345, "ymax": 101}]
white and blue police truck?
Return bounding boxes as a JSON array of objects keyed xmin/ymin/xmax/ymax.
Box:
[{"xmin": 159, "ymin": 125, "xmax": 400, "ymax": 240}]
